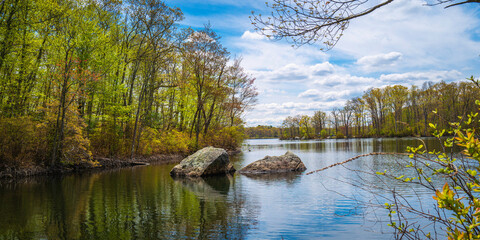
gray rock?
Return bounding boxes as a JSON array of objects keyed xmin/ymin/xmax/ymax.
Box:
[
  {"xmin": 239, "ymin": 151, "xmax": 306, "ymax": 174},
  {"xmin": 170, "ymin": 147, "xmax": 235, "ymax": 177}
]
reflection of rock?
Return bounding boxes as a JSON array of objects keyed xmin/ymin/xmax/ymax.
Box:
[
  {"xmin": 239, "ymin": 151, "xmax": 306, "ymax": 174},
  {"xmin": 173, "ymin": 175, "xmax": 232, "ymax": 200},
  {"xmin": 170, "ymin": 147, "xmax": 235, "ymax": 177},
  {"xmin": 241, "ymin": 171, "xmax": 302, "ymax": 182}
]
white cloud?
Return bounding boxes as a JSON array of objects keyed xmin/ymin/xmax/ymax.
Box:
[
  {"xmin": 313, "ymin": 74, "xmax": 378, "ymax": 87},
  {"xmin": 271, "ymin": 64, "xmax": 309, "ymax": 81},
  {"xmin": 298, "ymin": 89, "xmax": 352, "ymax": 101},
  {"xmin": 311, "ymin": 62, "xmax": 335, "ymax": 76},
  {"xmin": 379, "ymin": 70, "xmax": 463, "ymax": 85},
  {"xmin": 356, "ymin": 52, "xmax": 403, "ymax": 72},
  {"xmin": 233, "ymin": 36, "xmax": 329, "ymax": 71},
  {"xmin": 298, "ymin": 89, "xmax": 322, "ymax": 99},
  {"xmin": 241, "ymin": 30, "xmax": 266, "ymax": 40},
  {"xmin": 334, "ymin": 0, "xmax": 480, "ymax": 71},
  {"xmin": 244, "ymin": 68, "xmax": 465, "ymax": 126},
  {"xmin": 173, "ymin": 0, "xmax": 480, "ymax": 127}
]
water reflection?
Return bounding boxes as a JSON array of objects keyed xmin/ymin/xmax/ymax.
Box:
[
  {"xmin": 0, "ymin": 138, "xmax": 455, "ymax": 239},
  {"xmin": 173, "ymin": 175, "xmax": 232, "ymax": 200},
  {"xmin": 0, "ymin": 165, "xmax": 253, "ymax": 240},
  {"xmin": 241, "ymin": 172, "xmax": 302, "ymax": 184}
]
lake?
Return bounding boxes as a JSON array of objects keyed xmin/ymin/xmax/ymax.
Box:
[{"xmin": 0, "ymin": 138, "xmax": 449, "ymax": 239}]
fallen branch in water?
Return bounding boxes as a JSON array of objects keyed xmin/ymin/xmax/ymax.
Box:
[{"xmin": 305, "ymin": 152, "xmax": 410, "ymax": 175}]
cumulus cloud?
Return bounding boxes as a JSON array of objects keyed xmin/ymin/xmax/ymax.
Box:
[
  {"xmin": 356, "ymin": 52, "xmax": 403, "ymax": 72},
  {"xmin": 379, "ymin": 70, "xmax": 463, "ymax": 85},
  {"xmin": 271, "ymin": 64, "xmax": 309, "ymax": 81},
  {"xmin": 298, "ymin": 89, "xmax": 352, "ymax": 101},
  {"xmin": 298, "ymin": 89, "xmax": 322, "ymax": 99},
  {"xmin": 168, "ymin": 0, "xmax": 479, "ymax": 127},
  {"xmin": 334, "ymin": 0, "xmax": 479, "ymax": 71},
  {"xmin": 313, "ymin": 74, "xmax": 378, "ymax": 87},
  {"xmin": 311, "ymin": 62, "xmax": 335, "ymax": 76},
  {"xmin": 241, "ymin": 30, "xmax": 266, "ymax": 40},
  {"xmin": 249, "ymin": 62, "xmax": 338, "ymax": 84},
  {"xmin": 233, "ymin": 36, "xmax": 329, "ymax": 71}
]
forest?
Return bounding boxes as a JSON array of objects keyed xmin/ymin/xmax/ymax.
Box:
[
  {"xmin": 0, "ymin": 0, "xmax": 258, "ymax": 169},
  {"xmin": 246, "ymin": 79, "xmax": 480, "ymax": 140}
]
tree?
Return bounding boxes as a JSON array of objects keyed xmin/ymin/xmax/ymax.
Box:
[
  {"xmin": 252, "ymin": 0, "xmax": 480, "ymax": 50},
  {"xmin": 384, "ymin": 85, "xmax": 409, "ymax": 135},
  {"xmin": 225, "ymin": 58, "xmax": 258, "ymax": 127},
  {"xmin": 299, "ymin": 115, "xmax": 312, "ymax": 139},
  {"xmin": 340, "ymin": 101, "xmax": 354, "ymax": 138},
  {"xmin": 182, "ymin": 26, "xmax": 230, "ymax": 148},
  {"xmin": 331, "ymin": 107, "xmax": 340, "ymax": 135},
  {"xmin": 0, "ymin": 0, "xmax": 255, "ymax": 166},
  {"xmin": 350, "ymin": 97, "xmax": 366, "ymax": 136},
  {"xmin": 312, "ymin": 110, "xmax": 327, "ymax": 137}
]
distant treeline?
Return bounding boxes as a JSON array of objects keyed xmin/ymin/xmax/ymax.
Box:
[
  {"xmin": 247, "ymin": 80, "xmax": 480, "ymax": 140},
  {"xmin": 245, "ymin": 125, "xmax": 280, "ymax": 139},
  {"xmin": 0, "ymin": 0, "xmax": 257, "ymax": 168}
]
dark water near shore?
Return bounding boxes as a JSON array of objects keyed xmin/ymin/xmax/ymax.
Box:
[{"xmin": 0, "ymin": 138, "xmax": 451, "ymax": 239}]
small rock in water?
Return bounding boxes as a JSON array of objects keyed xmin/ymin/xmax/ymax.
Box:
[
  {"xmin": 239, "ymin": 151, "xmax": 306, "ymax": 174},
  {"xmin": 170, "ymin": 147, "xmax": 235, "ymax": 177}
]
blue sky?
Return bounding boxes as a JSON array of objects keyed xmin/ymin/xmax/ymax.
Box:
[{"xmin": 165, "ymin": 0, "xmax": 480, "ymax": 126}]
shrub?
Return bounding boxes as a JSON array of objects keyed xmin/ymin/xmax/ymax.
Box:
[
  {"xmin": 320, "ymin": 129, "xmax": 328, "ymax": 138},
  {"xmin": 335, "ymin": 132, "xmax": 344, "ymax": 139},
  {"xmin": 89, "ymin": 119, "xmax": 126, "ymax": 157},
  {"xmin": 0, "ymin": 117, "xmax": 38, "ymax": 167},
  {"xmin": 36, "ymin": 103, "xmax": 92, "ymax": 165},
  {"xmin": 138, "ymin": 128, "xmax": 191, "ymax": 155},
  {"xmin": 204, "ymin": 126, "xmax": 246, "ymax": 151}
]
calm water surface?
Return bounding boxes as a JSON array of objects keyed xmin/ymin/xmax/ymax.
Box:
[{"xmin": 0, "ymin": 138, "xmax": 450, "ymax": 239}]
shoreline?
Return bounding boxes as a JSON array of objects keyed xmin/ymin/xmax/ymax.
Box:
[
  {"xmin": 0, "ymin": 154, "xmax": 185, "ymax": 181},
  {"xmin": 0, "ymin": 149, "xmax": 243, "ymax": 181}
]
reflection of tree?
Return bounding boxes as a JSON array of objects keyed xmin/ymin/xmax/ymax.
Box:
[{"xmin": 0, "ymin": 165, "xmax": 257, "ymax": 239}]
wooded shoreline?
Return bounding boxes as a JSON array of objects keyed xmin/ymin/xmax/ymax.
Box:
[
  {"xmin": 0, "ymin": 149, "xmax": 243, "ymax": 181},
  {"xmin": 0, "ymin": 154, "xmax": 184, "ymax": 180}
]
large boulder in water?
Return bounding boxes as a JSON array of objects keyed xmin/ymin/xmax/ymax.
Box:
[
  {"xmin": 239, "ymin": 151, "xmax": 306, "ymax": 174},
  {"xmin": 170, "ymin": 147, "xmax": 235, "ymax": 177}
]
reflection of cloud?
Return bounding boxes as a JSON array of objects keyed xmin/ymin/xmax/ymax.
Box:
[{"xmin": 356, "ymin": 52, "xmax": 402, "ymax": 72}]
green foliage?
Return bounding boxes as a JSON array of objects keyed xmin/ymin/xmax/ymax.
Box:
[
  {"xmin": 0, "ymin": 0, "xmax": 256, "ymax": 167},
  {"xmin": 89, "ymin": 119, "xmax": 127, "ymax": 158},
  {"xmin": 204, "ymin": 126, "xmax": 246, "ymax": 151},
  {"xmin": 245, "ymin": 125, "xmax": 280, "ymax": 139},
  {"xmin": 0, "ymin": 117, "xmax": 38, "ymax": 167},
  {"xmin": 279, "ymin": 82, "xmax": 480, "ymax": 139},
  {"xmin": 320, "ymin": 129, "xmax": 328, "ymax": 138},
  {"xmin": 139, "ymin": 129, "xmax": 191, "ymax": 156},
  {"xmin": 335, "ymin": 132, "xmax": 344, "ymax": 139},
  {"xmin": 37, "ymin": 102, "xmax": 92, "ymax": 164},
  {"xmin": 378, "ymin": 94, "xmax": 480, "ymax": 239}
]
